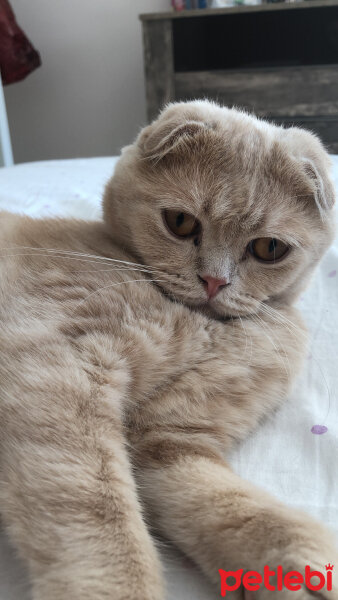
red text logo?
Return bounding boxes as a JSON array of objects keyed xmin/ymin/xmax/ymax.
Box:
[{"xmin": 219, "ymin": 564, "xmax": 334, "ymax": 596}]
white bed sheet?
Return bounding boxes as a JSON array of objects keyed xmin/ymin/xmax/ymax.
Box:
[{"xmin": 0, "ymin": 157, "xmax": 337, "ymax": 600}]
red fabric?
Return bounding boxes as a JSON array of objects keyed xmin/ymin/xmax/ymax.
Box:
[{"xmin": 0, "ymin": 0, "xmax": 41, "ymax": 85}]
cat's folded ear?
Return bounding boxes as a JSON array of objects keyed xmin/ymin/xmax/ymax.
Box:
[
  {"xmin": 301, "ymin": 157, "xmax": 335, "ymax": 211},
  {"xmin": 285, "ymin": 128, "xmax": 335, "ymax": 212},
  {"xmin": 137, "ymin": 115, "xmax": 211, "ymax": 161}
]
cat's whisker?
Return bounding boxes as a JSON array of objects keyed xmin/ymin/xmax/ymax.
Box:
[
  {"xmin": 0, "ymin": 253, "xmax": 162, "ymax": 274},
  {"xmin": 259, "ymin": 303, "xmax": 307, "ymax": 341},
  {"xmin": 46, "ymin": 249, "xmax": 163, "ymax": 273},
  {"xmin": 76, "ymin": 267, "xmax": 162, "ymax": 274},
  {"xmin": 0, "ymin": 252, "xmax": 114, "ymax": 264},
  {"xmin": 0, "ymin": 246, "xmax": 164, "ymax": 275},
  {"xmin": 0, "ymin": 250, "xmax": 164, "ymax": 275},
  {"xmin": 260, "ymin": 303, "xmax": 332, "ymax": 421},
  {"xmin": 237, "ymin": 314, "xmax": 253, "ymax": 366},
  {"xmin": 251, "ymin": 312, "xmax": 291, "ymax": 379},
  {"xmin": 237, "ymin": 314, "xmax": 248, "ymax": 360},
  {"xmin": 255, "ymin": 306, "xmax": 298, "ymax": 377},
  {"xmin": 74, "ymin": 279, "xmax": 166, "ymax": 311}
]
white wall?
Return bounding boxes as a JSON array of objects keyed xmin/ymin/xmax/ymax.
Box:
[{"xmin": 4, "ymin": 0, "xmax": 170, "ymax": 163}]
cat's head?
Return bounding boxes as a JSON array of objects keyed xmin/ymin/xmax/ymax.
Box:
[{"xmin": 103, "ymin": 100, "xmax": 335, "ymax": 318}]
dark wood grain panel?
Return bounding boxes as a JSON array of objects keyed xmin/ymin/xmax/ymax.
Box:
[
  {"xmin": 175, "ymin": 65, "xmax": 338, "ymax": 118},
  {"xmin": 142, "ymin": 19, "xmax": 175, "ymax": 122}
]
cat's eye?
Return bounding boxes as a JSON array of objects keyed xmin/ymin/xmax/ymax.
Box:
[
  {"xmin": 163, "ymin": 209, "xmax": 200, "ymax": 238},
  {"xmin": 248, "ymin": 238, "xmax": 290, "ymax": 263}
]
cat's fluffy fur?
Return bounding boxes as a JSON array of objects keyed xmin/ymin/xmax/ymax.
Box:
[{"xmin": 0, "ymin": 100, "xmax": 337, "ymax": 599}]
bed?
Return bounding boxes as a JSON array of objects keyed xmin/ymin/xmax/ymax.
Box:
[{"xmin": 0, "ymin": 156, "xmax": 337, "ymax": 600}]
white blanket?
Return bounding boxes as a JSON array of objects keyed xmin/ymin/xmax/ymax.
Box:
[{"xmin": 0, "ymin": 157, "xmax": 337, "ymax": 600}]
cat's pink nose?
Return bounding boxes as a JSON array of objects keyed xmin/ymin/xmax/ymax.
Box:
[{"xmin": 199, "ymin": 275, "xmax": 228, "ymax": 299}]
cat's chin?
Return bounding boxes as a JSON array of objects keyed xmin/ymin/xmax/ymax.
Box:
[
  {"xmin": 180, "ymin": 297, "xmax": 256, "ymax": 321},
  {"xmin": 190, "ymin": 303, "xmax": 233, "ymax": 321},
  {"xmin": 153, "ymin": 282, "xmax": 259, "ymax": 320},
  {"xmin": 184, "ymin": 293, "xmax": 259, "ymax": 317},
  {"xmin": 193, "ymin": 303, "xmax": 254, "ymax": 321}
]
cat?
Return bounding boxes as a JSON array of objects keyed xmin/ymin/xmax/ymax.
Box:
[{"xmin": 0, "ymin": 100, "xmax": 337, "ymax": 600}]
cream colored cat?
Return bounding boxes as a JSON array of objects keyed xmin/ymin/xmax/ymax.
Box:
[{"xmin": 0, "ymin": 100, "xmax": 337, "ymax": 600}]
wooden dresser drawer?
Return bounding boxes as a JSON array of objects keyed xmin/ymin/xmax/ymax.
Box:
[
  {"xmin": 175, "ymin": 65, "xmax": 338, "ymax": 151},
  {"xmin": 175, "ymin": 65, "xmax": 338, "ymax": 118},
  {"xmin": 141, "ymin": 2, "xmax": 338, "ymax": 151}
]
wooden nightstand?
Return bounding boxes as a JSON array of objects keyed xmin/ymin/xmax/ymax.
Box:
[{"xmin": 140, "ymin": 0, "xmax": 338, "ymax": 151}]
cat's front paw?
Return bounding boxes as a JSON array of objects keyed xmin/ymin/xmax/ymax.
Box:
[
  {"xmin": 220, "ymin": 527, "xmax": 337, "ymax": 599},
  {"xmin": 252, "ymin": 544, "xmax": 337, "ymax": 599}
]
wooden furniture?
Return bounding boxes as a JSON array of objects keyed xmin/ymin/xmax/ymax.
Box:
[{"xmin": 140, "ymin": 0, "xmax": 338, "ymax": 151}]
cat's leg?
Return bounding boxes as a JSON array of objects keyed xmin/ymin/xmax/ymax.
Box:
[
  {"xmin": 0, "ymin": 347, "xmax": 163, "ymax": 600},
  {"xmin": 133, "ymin": 308, "xmax": 337, "ymax": 598},
  {"xmin": 139, "ymin": 454, "xmax": 337, "ymax": 599}
]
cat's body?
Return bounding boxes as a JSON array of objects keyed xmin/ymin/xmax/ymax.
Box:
[{"xmin": 0, "ymin": 101, "xmax": 337, "ymax": 599}]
